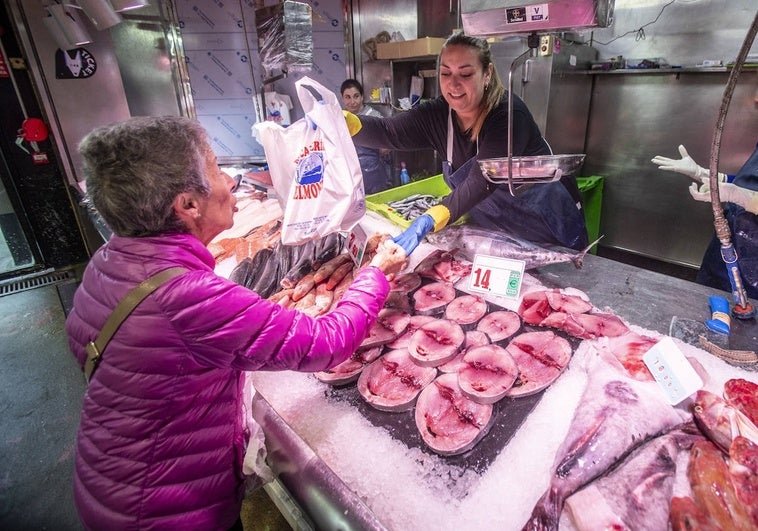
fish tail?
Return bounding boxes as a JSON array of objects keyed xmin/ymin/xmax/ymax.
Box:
[
  {"xmin": 522, "ymin": 487, "xmax": 562, "ymax": 531},
  {"xmin": 571, "ymin": 235, "xmax": 604, "ymax": 269}
]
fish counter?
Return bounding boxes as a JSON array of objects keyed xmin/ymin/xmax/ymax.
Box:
[{"xmin": 241, "ymin": 213, "xmax": 758, "ymax": 531}]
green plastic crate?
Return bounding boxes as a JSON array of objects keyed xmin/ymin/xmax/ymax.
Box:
[
  {"xmin": 367, "ymin": 174, "xmax": 603, "ymax": 250},
  {"xmin": 577, "ymin": 176, "xmax": 604, "ymax": 254},
  {"xmin": 365, "ymin": 174, "xmax": 450, "ymax": 228}
]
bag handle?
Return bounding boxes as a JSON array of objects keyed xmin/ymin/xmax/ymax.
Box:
[
  {"xmin": 84, "ymin": 267, "xmax": 187, "ymax": 384},
  {"xmin": 296, "ymin": 77, "xmax": 339, "ymax": 116}
]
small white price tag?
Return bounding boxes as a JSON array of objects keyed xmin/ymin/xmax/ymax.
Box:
[
  {"xmin": 345, "ymin": 224, "xmax": 368, "ymax": 267},
  {"xmin": 468, "ymin": 254, "xmax": 525, "ymax": 300},
  {"xmin": 642, "ymin": 336, "xmax": 704, "ymax": 405}
]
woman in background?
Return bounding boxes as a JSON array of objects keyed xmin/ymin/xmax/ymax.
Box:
[
  {"xmin": 65, "ymin": 115, "xmax": 406, "ymax": 530},
  {"xmin": 345, "ymin": 32, "xmax": 588, "ymax": 254},
  {"xmin": 341, "ymin": 78, "xmax": 392, "ymax": 194}
]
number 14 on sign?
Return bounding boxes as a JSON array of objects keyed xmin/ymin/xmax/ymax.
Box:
[{"xmin": 468, "ymin": 254, "xmax": 526, "ymax": 300}]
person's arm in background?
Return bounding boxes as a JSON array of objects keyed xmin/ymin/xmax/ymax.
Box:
[
  {"xmin": 652, "ymin": 144, "xmax": 758, "ymax": 213},
  {"xmin": 688, "ymin": 181, "xmax": 758, "ymax": 214},
  {"xmin": 651, "ymin": 145, "xmax": 729, "ymax": 183},
  {"xmin": 346, "ymin": 98, "xmax": 448, "ymax": 152}
]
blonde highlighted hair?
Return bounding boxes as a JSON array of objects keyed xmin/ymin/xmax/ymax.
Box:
[{"xmin": 439, "ymin": 32, "xmax": 505, "ymax": 141}]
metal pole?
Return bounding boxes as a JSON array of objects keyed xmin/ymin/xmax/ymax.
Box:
[{"xmin": 708, "ymin": 8, "xmax": 758, "ymax": 319}]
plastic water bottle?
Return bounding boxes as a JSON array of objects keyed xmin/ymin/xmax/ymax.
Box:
[{"xmin": 399, "ymin": 162, "xmax": 410, "ymax": 185}]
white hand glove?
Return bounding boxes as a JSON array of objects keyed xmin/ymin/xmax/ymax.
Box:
[
  {"xmin": 689, "ymin": 182, "xmax": 758, "ymax": 214},
  {"xmin": 652, "ymin": 145, "xmax": 726, "ymax": 183}
]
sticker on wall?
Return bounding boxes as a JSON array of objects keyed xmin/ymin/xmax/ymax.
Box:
[{"xmin": 55, "ymin": 48, "xmax": 97, "ymax": 79}]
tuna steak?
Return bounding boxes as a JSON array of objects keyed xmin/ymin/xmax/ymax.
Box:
[
  {"xmin": 458, "ymin": 344, "xmax": 518, "ymax": 404},
  {"xmin": 414, "ymin": 372, "xmax": 494, "ymax": 456},
  {"xmin": 359, "ymin": 308, "xmax": 411, "ymax": 350},
  {"xmin": 724, "ymin": 378, "xmax": 758, "ymax": 427},
  {"xmin": 505, "ymin": 331, "xmax": 572, "ymax": 397},
  {"xmin": 408, "ymin": 319, "xmax": 465, "ymax": 367},
  {"xmin": 386, "ymin": 315, "xmax": 437, "ymax": 350},
  {"xmin": 445, "ymin": 294, "xmax": 488, "ymax": 327},
  {"xmin": 476, "ymin": 310, "xmax": 521, "ymax": 342},
  {"xmin": 314, "ymin": 357, "xmax": 365, "ymax": 386},
  {"xmin": 438, "ymin": 330, "xmax": 491, "ymax": 374},
  {"xmin": 412, "ymin": 281, "xmax": 456, "ymax": 315},
  {"xmin": 389, "ymin": 272, "xmax": 422, "ymax": 293},
  {"xmin": 414, "ymin": 248, "xmax": 473, "ymax": 283},
  {"xmin": 357, "ymin": 349, "xmax": 437, "ymax": 412}
]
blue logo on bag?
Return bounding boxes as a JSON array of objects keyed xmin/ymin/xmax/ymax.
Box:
[
  {"xmin": 296, "ymin": 152, "xmax": 324, "ymax": 184},
  {"xmin": 293, "ymin": 150, "xmax": 324, "ymax": 200}
]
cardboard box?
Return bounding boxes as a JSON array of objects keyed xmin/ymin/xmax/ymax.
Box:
[{"xmin": 376, "ymin": 37, "xmax": 446, "ymax": 60}]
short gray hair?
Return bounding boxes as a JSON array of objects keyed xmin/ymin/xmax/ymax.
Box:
[{"xmin": 78, "ymin": 116, "xmax": 211, "ymax": 237}]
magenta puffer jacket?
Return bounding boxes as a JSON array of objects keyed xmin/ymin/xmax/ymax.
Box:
[{"xmin": 65, "ymin": 233, "xmax": 389, "ymax": 530}]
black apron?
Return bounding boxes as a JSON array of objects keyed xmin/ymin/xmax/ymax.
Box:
[{"xmin": 442, "ymin": 112, "xmax": 588, "ymax": 251}]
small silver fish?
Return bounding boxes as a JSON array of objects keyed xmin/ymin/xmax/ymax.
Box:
[{"xmin": 425, "ymin": 225, "xmax": 602, "ymax": 270}]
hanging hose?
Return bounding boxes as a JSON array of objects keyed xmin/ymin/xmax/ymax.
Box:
[{"xmin": 708, "ymin": 8, "xmax": 758, "ymax": 319}]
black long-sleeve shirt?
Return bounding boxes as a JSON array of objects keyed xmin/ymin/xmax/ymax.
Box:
[{"xmin": 352, "ymin": 95, "xmax": 550, "ymax": 223}]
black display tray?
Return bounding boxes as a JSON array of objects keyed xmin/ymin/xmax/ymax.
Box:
[{"xmin": 321, "ymin": 282, "xmax": 582, "ymax": 478}]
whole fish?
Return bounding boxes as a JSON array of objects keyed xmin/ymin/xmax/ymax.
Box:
[
  {"xmin": 425, "ymin": 225, "xmax": 602, "ymax": 270},
  {"xmin": 688, "ymin": 439, "xmax": 754, "ymax": 530},
  {"xmin": 250, "ymin": 248, "xmax": 282, "ymax": 299},
  {"xmin": 729, "ymin": 436, "xmax": 758, "ymax": 526},
  {"xmin": 522, "ymin": 346, "xmax": 689, "ymax": 531},
  {"xmin": 564, "ymin": 423, "xmax": 703, "ymax": 531}
]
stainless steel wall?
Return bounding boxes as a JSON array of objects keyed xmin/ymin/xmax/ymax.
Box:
[
  {"xmin": 582, "ymin": 70, "xmax": 757, "ymax": 268},
  {"xmin": 580, "ymin": 0, "xmax": 758, "ymax": 268}
]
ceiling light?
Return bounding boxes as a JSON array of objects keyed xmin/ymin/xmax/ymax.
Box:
[
  {"xmin": 45, "ymin": 4, "xmax": 93, "ymax": 49},
  {"xmin": 109, "ymin": 0, "xmax": 150, "ymax": 12}
]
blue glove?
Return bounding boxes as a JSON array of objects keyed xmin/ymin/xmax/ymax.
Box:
[{"xmin": 392, "ymin": 214, "xmax": 434, "ymax": 255}]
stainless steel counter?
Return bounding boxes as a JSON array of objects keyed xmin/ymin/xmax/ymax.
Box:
[{"xmin": 251, "ymin": 250, "xmax": 757, "ymax": 531}]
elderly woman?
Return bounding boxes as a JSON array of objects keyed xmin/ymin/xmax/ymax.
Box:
[
  {"xmin": 65, "ymin": 116, "xmax": 406, "ymax": 530},
  {"xmin": 346, "ymin": 32, "xmax": 588, "ymax": 254}
]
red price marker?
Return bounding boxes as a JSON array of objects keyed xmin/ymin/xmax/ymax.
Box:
[{"xmin": 468, "ymin": 254, "xmax": 525, "ymax": 300}]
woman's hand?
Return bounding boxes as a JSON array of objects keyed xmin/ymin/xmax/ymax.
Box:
[{"xmin": 368, "ymin": 238, "xmax": 407, "ymax": 280}]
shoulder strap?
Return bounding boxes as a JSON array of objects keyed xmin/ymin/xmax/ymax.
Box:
[{"xmin": 84, "ymin": 267, "xmax": 187, "ymax": 383}]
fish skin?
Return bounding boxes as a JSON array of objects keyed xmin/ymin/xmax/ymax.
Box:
[
  {"xmin": 292, "ymin": 272, "xmax": 316, "ymax": 302},
  {"xmin": 313, "ymin": 283, "xmax": 334, "ymax": 316},
  {"xmin": 692, "ymin": 389, "xmax": 738, "ymax": 454},
  {"xmin": 313, "ymin": 253, "xmax": 351, "ymax": 284},
  {"xmin": 229, "ymin": 257, "xmax": 254, "ymax": 286},
  {"xmin": 670, "ymin": 496, "xmax": 720, "ymax": 531},
  {"xmin": 250, "ymin": 248, "xmax": 282, "ymax": 298},
  {"xmin": 729, "ymin": 436, "xmax": 758, "ymax": 526},
  {"xmin": 724, "ymin": 378, "xmax": 758, "ymax": 427},
  {"xmin": 564, "ymin": 424, "xmax": 704, "ymax": 531},
  {"xmin": 688, "ymin": 439, "xmax": 754, "ymax": 530},
  {"xmin": 426, "ymin": 225, "xmax": 602, "ymax": 270},
  {"xmin": 522, "ymin": 347, "xmax": 688, "ymax": 531},
  {"xmin": 326, "ymin": 261, "xmax": 354, "ymax": 291}
]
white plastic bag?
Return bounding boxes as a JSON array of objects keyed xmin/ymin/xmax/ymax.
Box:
[{"xmin": 254, "ymin": 76, "xmax": 365, "ymax": 245}]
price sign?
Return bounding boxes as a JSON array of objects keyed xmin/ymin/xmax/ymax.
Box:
[
  {"xmin": 468, "ymin": 254, "xmax": 525, "ymax": 299},
  {"xmin": 345, "ymin": 224, "xmax": 368, "ymax": 267},
  {"xmin": 643, "ymin": 336, "xmax": 703, "ymax": 405}
]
